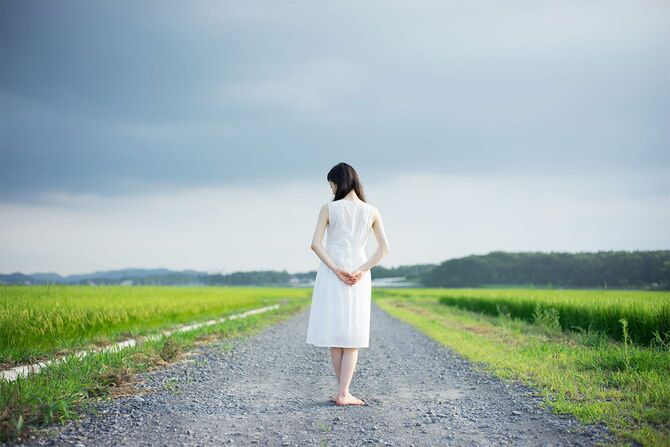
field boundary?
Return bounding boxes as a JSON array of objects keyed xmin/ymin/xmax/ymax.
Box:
[{"xmin": 1, "ymin": 303, "xmax": 282, "ymax": 382}]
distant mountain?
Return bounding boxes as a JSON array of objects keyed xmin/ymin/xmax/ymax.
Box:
[
  {"xmin": 29, "ymin": 272, "xmax": 64, "ymax": 282},
  {"xmin": 0, "ymin": 272, "xmax": 35, "ymax": 284},
  {"xmin": 0, "ymin": 267, "xmax": 209, "ymax": 286},
  {"xmin": 61, "ymin": 268, "xmax": 202, "ymax": 284},
  {"xmin": 0, "ymin": 267, "xmax": 320, "ymax": 287}
]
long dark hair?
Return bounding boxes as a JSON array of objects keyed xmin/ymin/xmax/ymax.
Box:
[{"xmin": 327, "ymin": 162, "xmax": 367, "ymax": 202}]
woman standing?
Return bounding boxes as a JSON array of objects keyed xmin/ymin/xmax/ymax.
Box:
[{"xmin": 306, "ymin": 162, "xmax": 391, "ymax": 406}]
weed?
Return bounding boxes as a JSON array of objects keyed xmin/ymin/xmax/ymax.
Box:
[
  {"xmin": 317, "ymin": 421, "xmax": 332, "ymax": 432},
  {"xmin": 649, "ymin": 330, "xmax": 670, "ymax": 351},
  {"xmin": 160, "ymin": 336, "xmax": 181, "ymax": 363},
  {"xmin": 163, "ymin": 378, "xmax": 179, "ymax": 395},
  {"xmin": 495, "ymin": 303, "xmax": 511, "ymax": 320},
  {"xmin": 532, "ymin": 305, "xmax": 561, "ymax": 333},
  {"xmin": 619, "ymin": 318, "xmax": 631, "ymax": 371}
]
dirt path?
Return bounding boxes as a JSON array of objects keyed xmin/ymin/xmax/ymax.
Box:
[{"xmin": 15, "ymin": 301, "xmax": 615, "ymax": 446}]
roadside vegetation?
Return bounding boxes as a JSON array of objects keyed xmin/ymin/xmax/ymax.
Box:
[
  {"xmin": 374, "ymin": 288, "xmax": 670, "ymax": 447},
  {"xmin": 0, "ymin": 285, "xmax": 310, "ymax": 442}
]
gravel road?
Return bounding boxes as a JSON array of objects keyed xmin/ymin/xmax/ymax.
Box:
[{"xmin": 13, "ymin": 301, "xmax": 616, "ymax": 447}]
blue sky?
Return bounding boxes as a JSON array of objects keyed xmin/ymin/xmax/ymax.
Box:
[{"xmin": 1, "ymin": 1, "xmax": 668, "ymax": 276}]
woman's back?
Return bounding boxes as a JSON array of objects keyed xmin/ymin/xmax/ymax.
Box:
[{"xmin": 326, "ymin": 199, "xmax": 375, "ymax": 257}]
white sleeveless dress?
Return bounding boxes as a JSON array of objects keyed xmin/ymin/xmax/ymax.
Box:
[{"xmin": 305, "ymin": 199, "xmax": 374, "ymax": 348}]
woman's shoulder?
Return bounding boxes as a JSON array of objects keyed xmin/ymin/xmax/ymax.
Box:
[
  {"xmin": 315, "ymin": 202, "xmax": 329, "ymax": 217},
  {"xmin": 363, "ymin": 201, "xmax": 378, "ymax": 213}
]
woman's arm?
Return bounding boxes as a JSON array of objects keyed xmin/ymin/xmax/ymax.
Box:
[
  {"xmin": 310, "ymin": 203, "xmax": 356, "ymax": 285},
  {"xmin": 354, "ymin": 206, "xmax": 390, "ymax": 274}
]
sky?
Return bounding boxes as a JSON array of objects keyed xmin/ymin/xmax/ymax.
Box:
[{"xmin": 1, "ymin": 0, "xmax": 669, "ymax": 276}]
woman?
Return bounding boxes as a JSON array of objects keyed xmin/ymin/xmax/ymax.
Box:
[{"xmin": 305, "ymin": 162, "xmax": 391, "ymax": 406}]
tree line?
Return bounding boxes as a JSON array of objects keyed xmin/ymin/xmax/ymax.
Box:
[
  {"xmin": 4, "ymin": 250, "xmax": 668, "ymax": 289},
  {"xmin": 419, "ymin": 250, "xmax": 670, "ymax": 289}
]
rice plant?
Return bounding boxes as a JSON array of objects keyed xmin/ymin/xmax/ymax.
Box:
[{"xmin": 0, "ymin": 284, "xmax": 311, "ymax": 364}]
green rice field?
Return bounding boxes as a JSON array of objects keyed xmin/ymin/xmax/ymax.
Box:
[
  {"xmin": 0, "ymin": 285, "xmax": 312, "ymax": 365},
  {"xmin": 374, "ymin": 288, "xmax": 670, "ymax": 346}
]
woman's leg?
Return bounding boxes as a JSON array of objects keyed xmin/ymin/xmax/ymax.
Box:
[
  {"xmin": 330, "ymin": 347, "xmax": 343, "ymax": 386},
  {"xmin": 336, "ymin": 348, "xmax": 364, "ymax": 405}
]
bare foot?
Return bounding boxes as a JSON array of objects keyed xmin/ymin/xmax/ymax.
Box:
[{"xmin": 335, "ymin": 392, "xmax": 366, "ymax": 406}]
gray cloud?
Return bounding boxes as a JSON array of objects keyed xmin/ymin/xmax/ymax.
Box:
[{"xmin": 1, "ymin": 0, "xmax": 668, "ymax": 205}]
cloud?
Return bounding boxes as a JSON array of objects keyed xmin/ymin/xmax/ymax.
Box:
[
  {"xmin": 213, "ymin": 57, "xmax": 367, "ymax": 119},
  {"xmin": 0, "ymin": 1, "xmax": 668, "ymax": 274},
  {"xmin": 1, "ymin": 171, "xmax": 667, "ymax": 276}
]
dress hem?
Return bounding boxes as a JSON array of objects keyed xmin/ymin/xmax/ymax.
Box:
[{"xmin": 306, "ymin": 341, "xmax": 369, "ymax": 349}]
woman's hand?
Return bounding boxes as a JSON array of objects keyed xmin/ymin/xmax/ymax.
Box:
[
  {"xmin": 334, "ymin": 268, "xmax": 364, "ymax": 286},
  {"xmin": 349, "ymin": 270, "xmax": 364, "ymax": 285},
  {"xmin": 335, "ymin": 268, "xmax": 356, "ymax": 286}
]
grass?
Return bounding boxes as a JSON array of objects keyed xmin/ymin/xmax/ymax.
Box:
[
  {"xmin": 373, "ymin": 288, "xmax": 670, "ymax": 346},
  {"xmin": 0, "ymin": 292, "xmax": 309, "ymax": 442},
  {"xmin": 373, "ymin": 289, "xmax": 670, "ymax": 447},
  {"xmin": 0, "ymin": 284, "xmax": 312, "ymax": 365}
]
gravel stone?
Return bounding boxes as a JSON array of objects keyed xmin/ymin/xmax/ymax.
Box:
[{"xmin": 9, "ymin": 302, "xmax": 617, "ymax": 446}]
